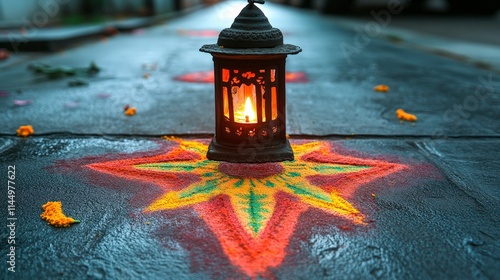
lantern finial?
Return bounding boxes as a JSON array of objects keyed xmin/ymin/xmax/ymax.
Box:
[{"xmin": 248, "ymin": 0, "xmax": 265, "ymax": 7}]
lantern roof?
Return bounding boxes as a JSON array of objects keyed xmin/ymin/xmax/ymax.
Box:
[{"xmin": 200, "ymin": 1, "xmax": 301, "ymax": 55}]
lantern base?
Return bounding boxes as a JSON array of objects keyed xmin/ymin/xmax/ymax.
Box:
[{"xmin": 207, "ymin": 138, "xmax": 294, "ymax": 163}]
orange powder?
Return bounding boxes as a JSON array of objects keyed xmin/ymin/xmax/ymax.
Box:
[{"xmin": 40, "ymin": 201, "xmax": 80, "ymax": 227}]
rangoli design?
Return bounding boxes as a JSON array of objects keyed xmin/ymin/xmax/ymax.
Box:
[{"xmin": 83, "ymin": 137, "xmax": 407, "ymax": 277}]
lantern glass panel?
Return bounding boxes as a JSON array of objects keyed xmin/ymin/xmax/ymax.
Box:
[
  {"xmin": 220, "ymin": 66, "xmax": 281, "ymax": 126},
  {"xmin": 222, "ymin": 68, "xmax": 230, "ymax": 82},
  {"xmin": 214, "ymin": 59, "xmax": 288, "ymax": 149},
  {"xmin": 261, "ymin": 86, "xmax": 266, "ymax": 122},
  {"xmin": 223, "ymin": 87, "xmax": 230, "ymax": 119},
  {"xmin": 233, "ymin": 84, "xmax": 258, "ymax": 124},
  {"xmin": 271, "ymin": 86, "xmax": 278, "ymax": 120}
]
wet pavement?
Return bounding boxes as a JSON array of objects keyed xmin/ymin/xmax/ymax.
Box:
[{"xmin": 1, "ymin": 1, "xmax": 499, "ymax": 279}]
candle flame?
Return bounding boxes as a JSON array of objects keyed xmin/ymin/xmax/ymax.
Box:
[
  {"xmin": 234, "ymin": 96, "xmax": 257, "ymax": 123},
  {"xmin": 244, "ymin": 97, "xmax": 256, "ymax": 123}
]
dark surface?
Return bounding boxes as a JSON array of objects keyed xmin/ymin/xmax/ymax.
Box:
[
  {"xmin": 0, "ymin": 3, "xmax": 498, "ymax": 137},
  {"xmin": 0, "ymin": 1, "xmax": 499, "ymax": 279},
  {"xmin": 0, "ymin": 8, "xmax": 201, "ymax": 52},
  {"xmin": 0, "ymin": 136, "xmax": 499, "ymax": 279}
]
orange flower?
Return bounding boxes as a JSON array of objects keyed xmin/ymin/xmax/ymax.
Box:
[
  {"xmin": 125, "ymin": 107, "xmax": 137, "ymax": 116},
  {"xmin": 374, "ymin": 84, "xmax": 390, "ymax": 92},
  {"xmin": 16, "ymin": 125, "xmax": 34, "ymax": 137},
  {"xmin": 40, "ymin": 201, "xmax": 80, "ymax": 227},
  {"xmin": 396, "ymin": 109, "xmax": 417, "ymax": 122}
]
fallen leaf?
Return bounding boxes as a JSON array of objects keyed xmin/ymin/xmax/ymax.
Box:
[
  {"xmin": 104, "ymin": 26, "xmax": 119, "ymax": 36},
  {"xmin": 132, "ymin": 29, "xmax": 145, "ymax": 35},
  {"xmin": 96, "ymin": 93, "xmax": 111, "ymax": 99},
  {"xmin": 68, "ymin": 79, "xmax": 88, "ymax": 87},
  {"xmin": 13, "ymin": 99, "xmax": 32, "ymax": 106},
  {"xmin": 64, "ymin": 101, "xmax": 80, "ymax": 108},
  {"xmin": 0, "ymin": 48, "xmax": 10, "ymax": 61},
  {"xmin": 28, "ymin": 62, "xmax": 100, "ymax": 80}
]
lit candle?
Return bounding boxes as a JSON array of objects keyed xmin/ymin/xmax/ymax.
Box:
[
  {"xmin": 244, "ymin": 97, "xmax": 255, "ymax": 123},
  {"xmin": 234, "ymin": 97, "xmax": 257, "ymax": 123}
]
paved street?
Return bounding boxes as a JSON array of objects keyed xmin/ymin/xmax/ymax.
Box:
[{"xmin": 0, "ymin": 1, "xmax": 499, "ymax": 279}]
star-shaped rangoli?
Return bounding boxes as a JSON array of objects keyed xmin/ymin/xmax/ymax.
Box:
[{"xmin": 86, "ymin": 138, "xmax": 407, "ymax": 277}]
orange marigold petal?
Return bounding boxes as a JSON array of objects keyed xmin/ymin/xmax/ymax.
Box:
[
  {"xmin": 125, "ymin": 107, "xmax": 137, "ymax": 116},
  {"xmin": 396, "ymin": 109, "xmax": 417, "ymax": 122},
  {"xmin": 16, "ymin": 125, "xmax": 34, "ymax": 137},
  {"xmin": 374, "ymin": 84, "xmax": 390, "ymax": 92},
  {"xmin": 40, "ymin": 201, "xmax": 79, "ymax": 227}
]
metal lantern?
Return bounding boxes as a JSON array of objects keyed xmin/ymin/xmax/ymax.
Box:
[{"xmin": 200, "ymin": 0, "xmax": 301, "ymax": 163}]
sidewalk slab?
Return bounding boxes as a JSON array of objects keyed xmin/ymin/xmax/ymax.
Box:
[
  {"xmin": 328, "ymin": 15, "xmax": 500, "ymax": 73},
  {"xmin": 0, "ymin": 2, "xmax": 499, "ymax": 279},
  {"xmin": 0, "ymin": 3, "xmax": 498, "ymax": 137},
  {"xmin": 0, "ymin": 136, "xmax": 498, "ymax": 279},
  {"xmin": 0, "ymin": 5, "xmax": 204, "ymax": 52},
  {"xmin": 0, "ymin": 25, "xmax": 108, "ymax": 52}
]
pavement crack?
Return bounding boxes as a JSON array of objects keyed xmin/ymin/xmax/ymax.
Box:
[{"xmin": 413, "ymin": 141, "xmax": 494, "ymax": 220}]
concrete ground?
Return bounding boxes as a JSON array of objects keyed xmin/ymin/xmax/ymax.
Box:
[{"xmin": 0, "ymin": 1, "xmax": 499, "ymax": 279}]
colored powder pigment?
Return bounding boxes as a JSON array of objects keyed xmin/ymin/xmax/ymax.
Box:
[
  {"xmin": 83, "ymin": 137, "xmax": 408, "ymax": 277},
  {"xmin": 40, "ymin": 201, "xmax": 80, "ymax": 228}
]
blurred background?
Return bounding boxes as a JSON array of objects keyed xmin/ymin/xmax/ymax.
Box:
[
  {"xmin": 1, "ymin": 0, "xmax": 499, "ymax": 28},
  {"xmin": 269, "ymin": 0, "xmax": 500, "ymax": 46},
  {"xmin": 0, "ymin": 0, "xmax": 498, "ymax": 59},
  {"xmin": 271, "ymin": 0, "xmax": 500, "ymax": 15},
  {"xmin": 0, "ymin": 0, "xmax": 221, "ymax": 28}
]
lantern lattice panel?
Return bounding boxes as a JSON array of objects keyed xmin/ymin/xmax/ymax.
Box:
[{"xmin": 214, "ymin": 58, "xmax": 286, "ymax": 148}]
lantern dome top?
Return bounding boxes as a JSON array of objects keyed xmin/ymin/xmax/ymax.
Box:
[{"xmin": 200, "ymin": 1, "xmax": 301, "ymax": 56}]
